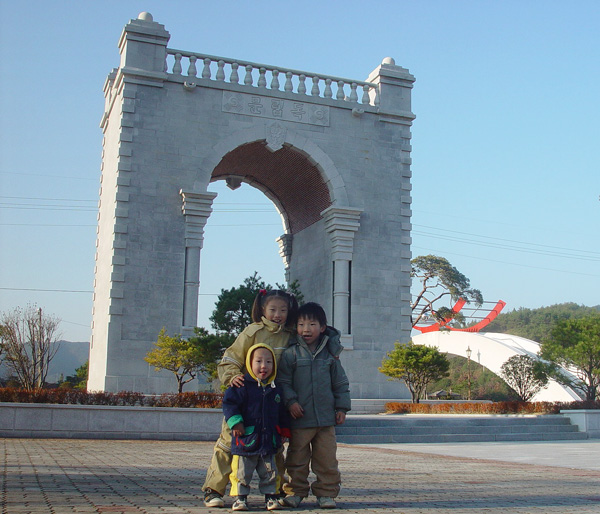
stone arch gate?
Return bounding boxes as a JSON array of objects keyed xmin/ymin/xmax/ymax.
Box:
[{"xmin": 88, "ymin": 13, "xmax": 415, "ymax": 398}]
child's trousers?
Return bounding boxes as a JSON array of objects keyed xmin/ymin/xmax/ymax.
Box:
[
  {"xmin": 203, "ymin": 419, "xmax": 285, "ymax": 496},
  {"xmin": 203, "ymin": 419, "xmax": 233, "ymax": 495},
  {"xmin": 230, "ymin": 454, "xmax": 277, "ymax": 497},
  {"xmin": 283, "ymin": 425, "xmax": 341, "ymax": 498}
]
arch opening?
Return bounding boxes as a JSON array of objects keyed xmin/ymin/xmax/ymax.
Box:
[
  {"xmin": 197, "ymin": 180, "xmax": 287, "ymax": 331},
  {"xmin": 211, "ymin": 141, "xmax": 332, "ymax": 235}
]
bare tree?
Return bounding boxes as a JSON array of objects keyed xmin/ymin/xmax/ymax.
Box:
[{"xmin": 0, "ymin": 305, "xmax": 61, "ymax": 390}]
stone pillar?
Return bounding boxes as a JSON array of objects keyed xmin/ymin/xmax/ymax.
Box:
[
  {"xmin": 117, "ymin": 12, "xmax": 170, "ymax": 86},
  {"xmin": 276, "ymin": 233, "xmax": 293, "ymax": 283},
  {"xmin": 180, "ymin": 190, "xmax": 218, "ymax": 336},
  {"xmin": 366, "ymin": 57, "xmax": 416, "ymax": 125},
  {"xmin": 322, "ymin": 207, "xmax": 362, "ymax": 349},
  {"xmin": 88, "ymin": 13, "xmax": 170, "ymax": 393}
]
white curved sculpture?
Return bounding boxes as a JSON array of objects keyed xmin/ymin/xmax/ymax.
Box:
[{"xmin": 413, "ymin": 331, "xmax": 581, "ymax": 402}]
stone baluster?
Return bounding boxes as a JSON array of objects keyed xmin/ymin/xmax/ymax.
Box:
[
  {"xmin": 362, "ymin": 84, "xmax": 370, "ymax": 104},
  {"xmin": 216, "ymin": 60, "xmax": 225, "ymax": 81},
  {"xmin": 373, "ymin": 87, "xmax": 380, "ymax": 106},
  {"xmin": 173, "ymin": 53, "xmax": 182, "ymax": 75},
  {"xmin": 244, "ymin": 65, "xmax": 253, "ymax": 86},
  {"xmin": 258, "ymin": 67, "xmax": 267, "ymax": 88},
  {"xmin": 230, "ymin": 62, "xmax": 239, "ymax": 83},
  {"xmin": 202, "ymin": 58, "xmax": 211, "ymax": 79},
  {"xmin": 349, "ymin": 83, "xmax": 358, "ymax": 102},
  {"xmin": 187, "ymin": 55, "xmax": 197, "ymax": 77},
  {"xmin": 324, "ymin": 78, "xmax": 333, "ymax": 99},
  {"xmin": 336, "ymin": 81, "xmax": 345, "ymax": 100},
  {"xmin": 284, "ymin": 72, "xmax": 293, "ymax": 92},
  {"xmin": 298, "ymin": 74, "xmax": 307, "ymax": 95},
  {"xmin": 311, "ymin": 76, "xmax": 320, "ymax": 96},
  {"xmin": 271, "ymin": 70, "xmax": 280, "ymax": 90}
]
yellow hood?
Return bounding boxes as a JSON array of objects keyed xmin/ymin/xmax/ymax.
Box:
[{"xmin": 245, "ymin": 343, "xmax": 277, "ymax": 386}]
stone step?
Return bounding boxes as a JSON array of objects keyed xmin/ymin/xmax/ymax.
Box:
[
  {"xmin": 337, "ymin": 431, "xmax": 588, "ymax": 444},
  {"xmin": 335, "ymin": 414, "xmax": 586, "ymax": 444},
  {"xmin": 342, "ymin": 414, "xmax": 573, "ymax": 427},
  {"xmin": 349, "ymin": 399, "xmax": 394, "ymax": 414},
  {"xmin": 338, "ymin": 423, "xmax": 580, "ymax": 436}
]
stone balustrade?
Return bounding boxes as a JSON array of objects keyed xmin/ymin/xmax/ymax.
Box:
[{"xmin": 166, "ymin": 48, "xmax": 379, "ymax": 107}]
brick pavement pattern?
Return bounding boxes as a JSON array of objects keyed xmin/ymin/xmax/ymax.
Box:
[{"xmin": 2, "ymin": 439, "xmax": 600, "ymax": 514}]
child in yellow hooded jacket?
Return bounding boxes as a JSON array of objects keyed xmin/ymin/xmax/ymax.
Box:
[{"xmin": 223, "ymin": 343, "xmax": 291, "ymax": 511}]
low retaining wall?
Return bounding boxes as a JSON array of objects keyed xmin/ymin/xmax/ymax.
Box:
[
  {"xmin": 560, "ymin": 409, "xmax": 600, "ymax": 439},
  {"xmin": 2, "ymin": 403, "xmax": 598, "ymax": 440},
  {"xmin": 0, "ymin": 403, "xmax": 223, "ymax": 440}
]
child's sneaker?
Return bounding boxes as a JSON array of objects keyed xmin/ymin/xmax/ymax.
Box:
[
  {"xmin": 265, "ymin": 495, "xmax": 281, "ymax": 510},
  {"xmin": 279, "ymin": 495, "xmax": 302, "ymax": 508},
  {"xmin": 232, "ymin": 496, "xmax": 249, "ymax": 511},
  {"xmin": 204, "ymin": 488, "xmax": 225, "ymax": 508},
  {"xmin": 317, "ymin": 497, "xmax": 336, "ymax": 509}
]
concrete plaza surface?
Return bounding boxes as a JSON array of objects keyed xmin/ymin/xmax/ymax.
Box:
[
  {"xmin": 2, "ymin": 438, "xmax": 600, "ymax": 514},
  {"xmin": 362, "ymin": 440, "xmax": 600, "ymax": 471}
]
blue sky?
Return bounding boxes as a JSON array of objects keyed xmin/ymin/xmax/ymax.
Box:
[{"xmin": 1, "ymin": 0, "xmax": 598, "ymax": 342}]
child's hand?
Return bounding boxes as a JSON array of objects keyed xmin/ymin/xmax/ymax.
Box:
[
  {"xmin": 232, "ymin": 422, "xmax": 245, "ymax": 438},
  {"xmin": 289, "ymin": 402, "xmax": 304, "ymax": 419},
  {"xmin": 335, "ymin": 411, "xmax": 346, "ymax": 425},
  {"xmin": 231, "ymin": 374, "xmax": 245, "ymax": 388}
]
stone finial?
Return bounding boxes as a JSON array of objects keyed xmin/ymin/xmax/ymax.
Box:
[
  {"xmin": 382, "ymin": 57, "xmax": 396, "ymax": 65},
  {"xmin": 138, "ymin": 12, "xmax": 153, "ymax": 21}
]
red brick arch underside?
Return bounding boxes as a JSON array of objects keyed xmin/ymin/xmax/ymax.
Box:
[{"xmin": 210, "ymin": 141, "xmax": 332, "ymax": 235}]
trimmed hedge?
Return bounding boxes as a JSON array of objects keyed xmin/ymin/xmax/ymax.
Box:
[
  {"xmin": 385, "ymin": 400, "xmax": 600, "ymax": 415},
  {"xmin": 3, "ymin": 388, "xmax": 597, "ymax": 413},
  {"xmin": 0, "ymin": 388, "xmax": 223, "ymax": 408}
]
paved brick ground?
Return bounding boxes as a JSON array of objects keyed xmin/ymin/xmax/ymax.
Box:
[{"xmin": 2, "ymin": 438, "xmax": 600, "ymax": 514}]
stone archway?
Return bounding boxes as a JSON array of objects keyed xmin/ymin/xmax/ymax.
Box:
[
  {"xmin": 180, "ymin": 137, "xmax": 359, "ymax": 350},
  {"xmin": 88, "ymin": 13, "xmax": 416, "ymax": 398}
]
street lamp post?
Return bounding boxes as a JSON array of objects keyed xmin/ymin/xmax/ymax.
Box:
[{"xmin": 466, "ymin": 346, "xmax": 472, "ymax": 401}]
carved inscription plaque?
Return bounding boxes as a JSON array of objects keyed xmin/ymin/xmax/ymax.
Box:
[{"xmin": 222, "ymin": 91, "xmax": 330, "ymax": 127}]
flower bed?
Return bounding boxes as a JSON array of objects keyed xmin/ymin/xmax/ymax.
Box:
[
  {"xmin": 385, "ymin": 400, "xmax": 600, "ymax": 415},
  {"xmin": 0, "ymin": 388, "xmax": 222, "ymax": 408}
]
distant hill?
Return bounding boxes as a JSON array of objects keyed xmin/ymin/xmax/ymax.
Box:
[
  {"xmin": 0, "ymin": 340, "xmax": 89, "ymax": 384},
  {"xmin": 47, "ymin": 340, "xmax": 89, "ymax": 382},
  {"xmin": 482, "ymin": 303, "xmax": 600, "ymax": 343}
]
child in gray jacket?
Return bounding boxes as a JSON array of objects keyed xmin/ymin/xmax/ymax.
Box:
[{"xmin": 277, "ymin": 302, "xmax": 351, "ymax": 509}]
